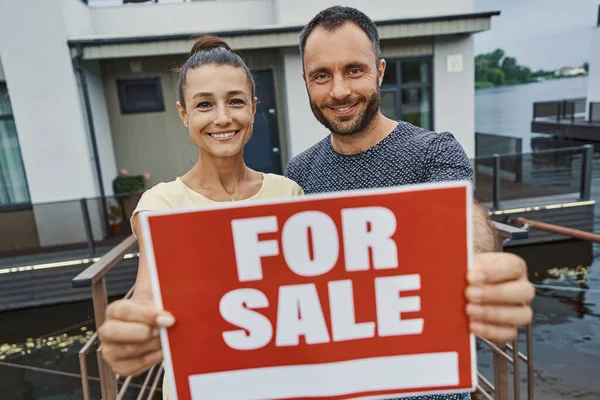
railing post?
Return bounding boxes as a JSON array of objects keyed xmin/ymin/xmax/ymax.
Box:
[
  {"xmin": 513, "ymin": 337, "xmax": 521, "ymax": 400},
  {"xmin": 92, "ymin": 278, "xmax": 117, "ymax": 400},
  {"xmin": 515, "ymin": 139, "xmax": 523, "ymax": 183},
  {"xmin": 80, "ymin": 198, "xmax": 96, "ymax": 256},
  {"xmin": 556, "ymin": 102, "xmax": 561, "ymax": 122},
  {"xmin": 527, "ymin": 324, "xmax": 534, "ymax": 400},
  {"xmin": 580, "ymin": 144, "xmax": 593, "ymax": 201},
  {"xmin": 493, "ymin": 342, "xmax": 509, "ymax": 400},
  {"xmin": 493, "ymin": 154, "xmax": 501, "ymax": 210}
]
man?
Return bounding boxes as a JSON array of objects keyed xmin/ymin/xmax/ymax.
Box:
[{"xmin": 284, "ymin": 6, "xmax": 534, "ymax": 399}]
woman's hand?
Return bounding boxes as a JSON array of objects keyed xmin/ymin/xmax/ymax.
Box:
[{"xmin": 98, "ymin": 298, "xmax": 175, "ymax": 376}]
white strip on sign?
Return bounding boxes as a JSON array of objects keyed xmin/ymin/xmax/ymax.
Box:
[{"xmin": 188, "ymin": 352, "xmax": 459, "ymax": 400}]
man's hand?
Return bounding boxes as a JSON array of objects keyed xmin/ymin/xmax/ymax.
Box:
[
  {"xmin": 465, "ymin": 252, "xmax": 534, "ymax": 341},
  {"xmin": 98, "ymin": 299, "xmax": 175, "ymax": 376}
]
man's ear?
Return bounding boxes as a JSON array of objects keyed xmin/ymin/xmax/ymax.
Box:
[{"xmin": 378, "ymin": 59, "xmax": 387, "ymax": 87}]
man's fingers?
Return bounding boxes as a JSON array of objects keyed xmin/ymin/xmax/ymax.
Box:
[
  {"xmin": 466, "ymin": 304, "xmax": 532, "ymax": 327},
  {"xmin": 106, "ymin": 300, "xmax": 175, "ymax": 327},
  {"xmin": 465, "ymin": 279, "xmax": 535, "ymax": 305},
  {"xmin": 99, "ymin": 320, "xmax": 156, "ymax": 344},
  {"xmin": 469, "ymin": 322, "xmax": 518, "ymax": 342},
  {"xmin": 469, "ymin": 253, "xmax": 527, "ymax": 284}
]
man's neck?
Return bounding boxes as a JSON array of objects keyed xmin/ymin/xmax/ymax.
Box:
[{"xmin": 330, "ymin": 113, "xmax": 398, "ymax": 155}]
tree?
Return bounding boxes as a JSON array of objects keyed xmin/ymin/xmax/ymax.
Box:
[
  {"xmin": 475, "ymin": 48, "xmax": 549, "ymax": 88},
  {"xmin": 475, "ymin": 56, "xmax": 490, "ymax": 82},
  {"xmin": 501, "ymin": 57, "xmax": 519, "ymax": 82},
  {"xmin": 516, "ymin": 66, "xmax": 532, "ymax": 83},
  {"xmin": 489, "ymin": 49, "xmax": 506, "ymax": 69},
  {"xmin": 487, "ymin": 68, "xmax": 506, "ymax": 86}
]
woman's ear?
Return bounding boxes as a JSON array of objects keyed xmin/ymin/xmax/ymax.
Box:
[
  {"xmin": 252, "ymin": 97, "xmax": 258, "ymax": 120},
  {"xmin": 176, "ymin": 101, "xmax": 188, "ymax": 127}
]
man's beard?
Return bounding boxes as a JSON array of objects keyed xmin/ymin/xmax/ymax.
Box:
[{"xmin": 309, "ymin": 88, "xmax": 380, "ymax": 136}]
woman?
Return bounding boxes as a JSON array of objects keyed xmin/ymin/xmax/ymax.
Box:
[{"xmin": 97, "ymin": 35, "xmax": 303, "ymax": 397}]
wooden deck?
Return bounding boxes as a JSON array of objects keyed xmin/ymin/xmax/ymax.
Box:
[{"xmin": 532, "ymin": 118, "xmax": 600, "ymax": 142}]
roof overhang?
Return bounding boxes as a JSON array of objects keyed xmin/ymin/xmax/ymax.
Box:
[{"xmin": 69, "ymin": 10, "xmax": 500, "ymax": 60}]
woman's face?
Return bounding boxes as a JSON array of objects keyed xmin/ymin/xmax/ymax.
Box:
[{"xmin": 177, "ymin": 64, "xmax": 257, "ymax": 159}]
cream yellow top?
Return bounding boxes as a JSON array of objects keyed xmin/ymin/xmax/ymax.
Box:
[
  {"xmin": 130, "ymin": 172, "xmax": 303, "ymax": 400},
  {"xmin": 131, "ymin": 172, "xmax": 304, "ymax": 233}
]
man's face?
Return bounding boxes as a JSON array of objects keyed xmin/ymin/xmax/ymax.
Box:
[{"xmin": 302, "ymin": 22, "xmax": 385, "ymax": 136}]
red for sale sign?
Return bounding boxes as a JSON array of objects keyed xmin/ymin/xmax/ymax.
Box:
[{"xmin": 140, "ymin": 182, "xmax": 476, "ymax": 400}]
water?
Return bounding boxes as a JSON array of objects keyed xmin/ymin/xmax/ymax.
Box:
[
  {"xmin": 475, "ymin": 77, "xmax": 589, "ymax": 152},
  {"xmin": 475, "ymin": 77, "xmax": 600, "ymax": 399}
]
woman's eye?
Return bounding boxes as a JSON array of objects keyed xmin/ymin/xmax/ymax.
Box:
[
  {"xmin": 230, "ymin": 99, "xmax": 245, "ymax": 105},
  {"xmin": 197, "ymin": 101, "xmax": 211, "ymax": 108}
]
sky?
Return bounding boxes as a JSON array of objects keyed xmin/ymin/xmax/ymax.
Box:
[{"xmin": 474, "ymin": 0, "xmax": 598, "ymax": 71}]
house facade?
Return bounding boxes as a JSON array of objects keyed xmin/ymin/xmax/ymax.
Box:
[{"xmin": 0, "ymin": 0, "xmax": 498, "ymax": 249}]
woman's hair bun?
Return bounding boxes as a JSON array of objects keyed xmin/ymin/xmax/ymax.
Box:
[{"xmin": 189, "ymin": 35, "xmax": 232, "ymax": 57}]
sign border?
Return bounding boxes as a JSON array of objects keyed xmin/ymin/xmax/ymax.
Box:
[{"xmin": 139, "ymin": 180, "xmax": 476, "ymax": 400}]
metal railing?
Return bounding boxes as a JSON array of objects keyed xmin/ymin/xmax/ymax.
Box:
[
  {"xmin": 532, "ymin": 98, "xmax": 586, "ymax": 123},
  {"xmin": 475, "ymin": 133, "xmax": 523, "ymax": 158},
  {"xmin": 72, "ymin": 222, "xmax": 533, "ymax": 400},
  {"xmin": 473, "ymin": 145, "xmax": 594, "ymax": 209},
  {"xmin": 72, "ymin": 235, "xmax": 164, "ymax": 400},
  {"xmin": 590, "ymin": 102, "xmax": 600, "ymax": 123},
  {"xmin": 532, "ymin": 99, "xmax": 600, "ymax": 124},
  {"xmin": 0, "ymin": 192, "xmax": 143, "ymax": 260},
  {"xmin": 475, "ymin": 328, "xmax": 534, "ymax": 400}
]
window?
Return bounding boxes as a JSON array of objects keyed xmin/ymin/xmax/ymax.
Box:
[
  {"xmin": 116, "ymin": 77, "xmax": 165, "ymax": 114},
  {"xmin": 380, "ymin": 58, "xmax": 433, "ymax": 130},
  {"xmin": 0, "ymin": 83, "xmax": 30, "ymax": 206}
]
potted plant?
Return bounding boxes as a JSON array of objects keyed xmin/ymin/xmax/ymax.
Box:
[
  {"xmin": 113, "ymin": 169, "xmax": 151, "ymax": 221},
  {"xmin": 113, "ymin": 169, "xmax": 150, "ymax": 195},
  {"xmin": 108, "ymin": 202, "xmax": 123, "ymax": 235}
]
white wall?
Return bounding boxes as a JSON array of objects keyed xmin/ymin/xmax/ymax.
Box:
[
  {"xmin": 282, "ymin": 49, "xmax": 328, "ymax": 157},
  {"xmin": 433, "ymin": 35, "xmax": 475, "ymax": 158},
  {"xmin": 0, "ymin": 0, "xmax": 99, "ymax": 203},
  {"xmin": 88, "ymin": 0, "xmax": 275, "ymax": 38},
  {"xmin": 275, "ymin": 0, "xmax": 473, "ymax": 26},
  {"xmin": 587, "ymin": 28, "xmax": 600, "ymax": 105},
  {"xmin": 0, "ymin": 59, "xmax": 4, "ymax": 81},
  {"xmin": 61, "ymin": 0, "xmax": 94, "ymax": 37},
  {"xmin": 85, "ymin": 0, "xmax": 474, "ymax": 39}
]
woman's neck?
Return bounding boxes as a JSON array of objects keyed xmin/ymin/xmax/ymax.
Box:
[{"xmin": 194, "ymin": 152, "xmax": 247, "ymax": 196}]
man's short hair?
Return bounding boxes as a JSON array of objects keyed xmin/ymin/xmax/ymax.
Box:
[{"xmin": 299, "ymin": 6, "xmax": 382, "ymax": 64}]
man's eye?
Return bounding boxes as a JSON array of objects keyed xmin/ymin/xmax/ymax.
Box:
[{"xmin": 349, "ymin": 68, "xmax": 361, "ymax": 75}]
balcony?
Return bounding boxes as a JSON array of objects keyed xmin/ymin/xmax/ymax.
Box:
[{"xmin": 531, "ymin": 98, "xmax": 600, "ymax": 142}]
